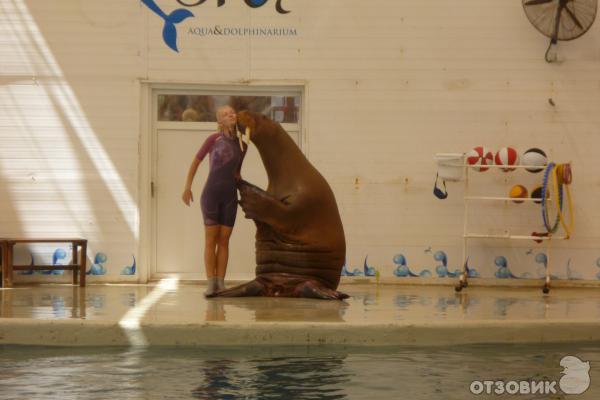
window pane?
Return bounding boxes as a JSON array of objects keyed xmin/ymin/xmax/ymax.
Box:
[{"xmin": 157, "ymin": 94, "xmax": 300, "ymax": 123}]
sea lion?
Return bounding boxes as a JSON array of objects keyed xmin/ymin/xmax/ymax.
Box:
[{"xmin": 207, "ymin": 111, "xmax": 348, "ymax": 300}]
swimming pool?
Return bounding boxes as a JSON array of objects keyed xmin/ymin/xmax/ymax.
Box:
[{"xmin": 1, "ymin": 342, "xmax": 598, "ymax": 399}]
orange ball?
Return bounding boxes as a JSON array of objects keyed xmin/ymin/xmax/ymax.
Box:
[{"xmin": 509, "ymin": 184, "xmax": 528, "ymax": 203}]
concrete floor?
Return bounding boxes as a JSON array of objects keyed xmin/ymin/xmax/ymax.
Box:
[{"xmin": 1, "ymin": 283, "xmax": 600, "ymax": 346}]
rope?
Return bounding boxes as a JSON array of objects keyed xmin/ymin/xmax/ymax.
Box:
[
  {"xmin": 554, "ymin": 164, "xmax": 574, "ymax": 238},
  {"xmin": 541, "ymin": 162, "xmax": 573, "ymax": 238}
]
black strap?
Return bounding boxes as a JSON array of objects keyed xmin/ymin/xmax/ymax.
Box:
[{"xmin": 433, "ymin": 173, "xmax": 448, "ymax": 199}]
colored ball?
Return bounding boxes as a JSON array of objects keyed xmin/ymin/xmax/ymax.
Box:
[
  {"xmin": 509, "ymin": 184, "xmax": 528, "ymax": 203},
  {"xmin": 530, "ymin": 185, "xmax": 549, "ymax": 204},
  {"xmin": 521, "ymin": 148, "xmax": 547, "ymax": 173},
  {"xmin": 495, "ymin": 147, "xmax": 519, "ymax": 172},
  {"xmin": 466, "ymin": 146, "xmax": 494, "ymax": 172}
]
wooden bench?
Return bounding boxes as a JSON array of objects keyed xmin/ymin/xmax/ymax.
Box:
[{"xmin": 1, "ymin": 238, "xmax": 87, "ymax": 288}]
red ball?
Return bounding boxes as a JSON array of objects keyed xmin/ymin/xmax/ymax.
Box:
[
  {"xmin": 495, "ymin": 147, "xmax": 519, "ymax": 172},
  {"xmin": 466, "ymin": 146, "xmax": 493, "ymax": 172}
]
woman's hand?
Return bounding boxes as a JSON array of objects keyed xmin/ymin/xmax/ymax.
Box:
[{"xmin": 182, "ymin": 188, "xmax": 194, "ymax": 206}]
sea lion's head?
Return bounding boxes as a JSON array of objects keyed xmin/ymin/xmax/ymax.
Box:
[{"xmin": 236, "ymin": 110, "xmax": 278, "ymax": 149}]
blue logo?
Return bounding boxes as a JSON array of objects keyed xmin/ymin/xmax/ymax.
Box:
[
  {"xmin": 142, "ymin": 0, "xmax": 291, "ymax": 52},
  {"xmin": 177, "ymin": 0, "xmax": 290, "ymax": 14},
  {"xmin": 141, "ymin": 0, "xmax": 195, "ymax": 52}
]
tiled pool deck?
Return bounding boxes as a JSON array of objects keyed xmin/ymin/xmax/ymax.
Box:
[{"xmin": 1, "ymin": 282, "xmax": 600, "ymax": 347}]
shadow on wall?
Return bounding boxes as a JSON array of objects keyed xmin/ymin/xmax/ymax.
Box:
[{"xmin": 0, "ymin": 0, "xmax": 139, "ymax": 275}]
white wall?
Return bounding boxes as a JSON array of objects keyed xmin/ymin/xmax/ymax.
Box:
[
  {"xmin": 0, "ymin": 0, "xmax": 141, "ymax": 280},
  {"xmin": 1, "ymin": 0, "xmax": 599, "ymax": 283}
]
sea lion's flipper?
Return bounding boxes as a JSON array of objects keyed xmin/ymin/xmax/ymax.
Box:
[
  {"xmin": 296, "ymin": 281, "xmax": 349, "ymax": 300},
  {"xmin": 238, "ymin": 180, "xmax": 296, "ymax": 231},
  {"xmin": 206, "ymin": 279, "xmax": 265, "ymax": 298}
]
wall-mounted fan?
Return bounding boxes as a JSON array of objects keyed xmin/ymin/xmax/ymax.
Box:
[{"xmin": 522, "ymin": 0, "xmax": 598, "ymax": 62}]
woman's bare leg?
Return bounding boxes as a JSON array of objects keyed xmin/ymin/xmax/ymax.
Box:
[
  {"xmin": 204, "ymin": 225, "xmax": 220, "ymax": 278},
  {"xmin": 216, "ymin": 225, "xmax": 233, "ymax": 290}
]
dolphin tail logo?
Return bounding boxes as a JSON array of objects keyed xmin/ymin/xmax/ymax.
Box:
[
  {"xmin": 141, "ymin": 0, "xmax": 194, "ymax": 52},
  {"xmin": 162, "ymin": 9, "xmax": 195, "ymax": 52}
]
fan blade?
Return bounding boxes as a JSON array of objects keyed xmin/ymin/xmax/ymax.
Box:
[
  {"xmin": 563, "ymin": 5, "xmax": 584, "ymax": 30},
  {"xmin": 524, "ymin": 0, "xmax": 554, "ymax": 6}
]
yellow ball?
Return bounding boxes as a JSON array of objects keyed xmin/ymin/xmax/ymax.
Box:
[{"xmin": 509, "ymin": 185, "xmax": 528, "ymax": 204}]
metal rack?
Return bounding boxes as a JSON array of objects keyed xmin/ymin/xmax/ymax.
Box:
[{"xmin": 455, "ymin": 163, "xmax": 567, "ymax": 294}]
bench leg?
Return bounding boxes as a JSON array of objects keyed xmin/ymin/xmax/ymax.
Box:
[
  {"xmin": 3, "ymin": 244, "xmax": 14, "ymax": 288},
  {"xmin": 72, "ymin": 244, "xmax": 79, "ymax": 285},
  {"xmin": 1, "ymin": 243, "xmax": 8, "ymax": 288},
  {"xmin": 80, "ymin": 243, "xmax": 87, "ymax": 287}
]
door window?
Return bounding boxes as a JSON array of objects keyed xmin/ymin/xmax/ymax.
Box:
[{"xmin": 157, "ymin": 94, "xmax": 300, "ymax": 123}]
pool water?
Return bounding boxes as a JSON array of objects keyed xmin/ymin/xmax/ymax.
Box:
[{"xmin": 1, "ymin": 343, "xmax": 598, "ymax": 399}]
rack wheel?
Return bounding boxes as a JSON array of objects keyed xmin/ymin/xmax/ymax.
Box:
[
  {"xmin": 542, "ymin": 285, "xmax": 550, "ymax": 294},
  {"xmin": 455, "ymin": 284, "xmax": 463, "ymax": 292}
]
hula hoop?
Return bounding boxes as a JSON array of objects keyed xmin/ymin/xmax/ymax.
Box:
[
  {"xmin": 554, "ymin": 164, "xmax": 574, "ymax": 238},
  {"xmin": 541, "ymin": 163, "xmax": 562, "ymax": 233}
]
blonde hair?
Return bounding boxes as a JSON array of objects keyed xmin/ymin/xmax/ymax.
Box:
[{"xmin": 216, "ymin": 105, "xmax": 235, "ymax": 132}]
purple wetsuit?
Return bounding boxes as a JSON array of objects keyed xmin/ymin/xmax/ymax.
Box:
[{"xmin": 196, "ymin": 132, "xmax": 246, "ymax": 227}]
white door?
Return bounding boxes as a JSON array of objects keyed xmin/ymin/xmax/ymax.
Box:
[{"xmin": 151, "ymin": 89, "xmax": 302, "ymax": 280}]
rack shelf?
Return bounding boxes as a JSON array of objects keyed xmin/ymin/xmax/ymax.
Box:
[
  {"xmin": 464, "ymin": 233, "xmax": 564, "ymax": 241},
  {"xmin": 461, "ymin": 164, "xmax": 548, "ymax": 170},
  {"xmin": 457, "ymin": 162, "xmax": 565, "ymax": 294},
  {"xmin": 464, "ymin": 196, "xmax": 549, "ymax": 202}
]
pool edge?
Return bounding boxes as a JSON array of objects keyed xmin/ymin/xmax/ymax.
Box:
[{"xmin": 1, "ymin": 318, "xmax": 599, "ymax": 347}]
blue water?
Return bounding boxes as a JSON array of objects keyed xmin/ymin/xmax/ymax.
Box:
[{"xmin": 1, "ymin": 343, "xmax": 599, "ymax": 399}]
